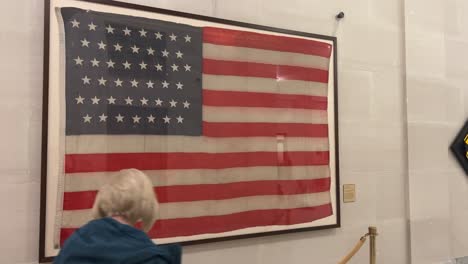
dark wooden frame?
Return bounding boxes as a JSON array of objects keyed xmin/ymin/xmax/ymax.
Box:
[{"xmin": 39, "ymin": 0, "xmax": 340, "ymax": 262}]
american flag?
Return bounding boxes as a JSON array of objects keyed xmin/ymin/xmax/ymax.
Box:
[{"xmin": 57, "ymin": 7, "xmax": 333, "ymax": 244}]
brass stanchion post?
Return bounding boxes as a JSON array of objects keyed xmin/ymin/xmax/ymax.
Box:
[{"xmin": 368, "ymin": 226, "xmax": 377, "ymax": 264}]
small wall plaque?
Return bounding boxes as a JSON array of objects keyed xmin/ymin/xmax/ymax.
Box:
[{"xmin": 343, "ymin": 184, "xmax": 356, "ymax": 203}]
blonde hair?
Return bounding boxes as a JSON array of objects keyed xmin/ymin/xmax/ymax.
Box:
[{"xmin": 91, "ymin": 169, "xmax": 158, "ymax": 232}]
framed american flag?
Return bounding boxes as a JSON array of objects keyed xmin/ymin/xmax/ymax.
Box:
[{"xmin": 40, "ymin": 0, "xmax": 340, "ymax": 261}]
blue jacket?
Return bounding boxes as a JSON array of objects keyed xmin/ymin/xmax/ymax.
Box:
[{"xmin": 54, "ymin": 217, "xmax": 181, "ymax": 264}]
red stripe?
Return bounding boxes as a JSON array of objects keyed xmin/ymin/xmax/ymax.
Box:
[
  {"xmin": 62, "ymin": 178, "xmax": 331, "ymax": 210},
  {"xmin": 203, "ymin": 59, "xmax": 329, "ymax": 83},
  {"xmin": 65, "ymin": 151, "xmax": 329, "ymax": 173},
  {"xmin": 203, "ymin": 27, "xmax": 332, "ymax": 58},
  {"xmin": 157, "ymin": 178, "xmax": 330, "ymax": 202},
  {"xmin": 203, "ymin": 122, "xmax": 329, "ymax": 137},
  {"xmin": 149, "ymin": 204, "xmax": 333, "ymax": 238},
  {"xmin": 203, "ymin": 90, "xmax": 327, "ymax": 110},
  {"xmin": 60, "ymin": 204, "xmax": 333, "ymax": 244},
  {"xmin": 63, "ymin": 191, "xmax": 97, "ymax": 210},
  {"xmin": 60, "ymin": 228, "xmax": 76, "ymax": 246}
]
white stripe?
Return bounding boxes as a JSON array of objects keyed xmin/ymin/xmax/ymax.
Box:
[
  {"xmin": 65, "ymin": 166, "xmax": 330, "ymax": 192},
  {"xmin": 61, "ymin": 192, "xmax": 331, "ymax": 227},
  {"xmin": 203, "ymin": 43, "xmax": 330, "ymax": 70},
  {"xmin": 203, "ymin": 106, "xmax": 327, "ymax": 124},
  {"xmin": 203, "ymin": 74, "xmax": 328, "ymax": 97},
  {"xmin": 65, "ymin": 136, "xmax": 328, "ymax": 154}
]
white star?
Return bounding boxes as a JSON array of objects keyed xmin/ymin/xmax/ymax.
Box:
[
  {"xmin": 130, "ymin": 79, "xmax": 139, "ymax": 87},
  {"xmin": 176, "ymin": 115, "xmax": 184, "ymax": 123},
  {"xmin": 75, "ymin": 95, "xmax": 85, "ymax": 104},
  {"xmin": 97, "ymin": 41, "xmax": 106, "ymax": 50},
  {"xmin": 106, "ymin": 59, "xmax": 115, "ymax": 68},
  {"xmin": 139, "ymin": 29, "xmax": 147, "ymax": 37},
  {"xmin": 123, "ymin": 27, "xmax": 131, "ymax": 36},
  {"xmin": 155, "ymin": 98, "xmax": 163, "ymax": 106},
  {"xmin": 162, "ymin": 49, "xmax": 169, "ymax": 57},
  {"xmin": 114, "ymin": 78, "xmax": 123, "ymax": 87},
  {"xmin": 88, "ymin": 22, "xmax": 97, "ymax": 31},
  {"xmin": 184, "ymin": 64, "xmax": 192, "ymax": 72},
  {"xmin": 81, "ymin": 76, "xmax": 91, "ymax": 84},
  {"xmin": 140, "ymin": 97, "xmax": 149, "ymax": 105},
  {"xmin": 74, "ymin": 56, "xmax": 83, "ymax": 65},
  {"xmin": 183, "ymin": 101, "xmax": 190, "ymax": 109},
  {"xmin": 155, "ymin": 32, "xmax": 163, "ymax": 39},
  {"xmin": 176, "ymin": 82, "xmax": 183, "ymax": 90},
  {"xmin": 147, "ymin": 115, "xmax": 155, "ymax": 123},
  {"xmin": 147, "ymin": 47, "xmax": 155, "ymax": 55},
  {"xmin": 81, "ymin": 38, "xmax": 90, "ymax": 47},
  {"xmin": 155, "ymin": 64, "xmax": 163, "ymax": 71},
  {"xmin": 115, "ymin": 114, "xmax": 124, "ymax": 122},
  {"xmin": 98, "ymin": 113, "xmax": 108, "ymax": 122},
  {"xmin": 169, "ymin": 33, "xmax": 177, "ymax": 41},
  {"xmin": 132, "ymin": 115, "xmax": 141, "ymax": 124},
  {"xmin": 163, "ymin": 115, "xmax": 171, "ymax": 124},
  {"xmin": 90, "ymin": 58, "xmax": 100, "ymax": 67},
  {"xmin": 139, "ymin": 61, "xmax": 148, "ymax": 69},
  {"xmin": 146, "ymin": 80, "xmax": 154, "ymax": 88},
  {"xmin": 162, "ymin": 81, "xmax": 169, "ymax": 88},
  {"xmin": 176, "ymin": 51, "xmax": 183, "ymax": 58},
  {"xmin": 184, "ymin": 34, "xmax": 191, "ymax": 42},
  {"xmin": 71, "ymin": 19, "xmax": 80, "ymax": 28},
  {"xmin": 83, "ymin": 114, "xmax": 92, "ymax": 123},
  {"xmin": 131, "ymin": 45, "xmax": 140, "ymax": 53},
  {"xmin": 91, "ymin": 96, "xmax": 100, "ymax": 104},
  {"xmin": 105, "ymin": 24, "xmax": 115, "ymax": 34},
  {"xmin": 171, "ymin": 64, "xmax": 179, "ymax": 71},
  {"xmin": 114, "ymin": 43, "xmax": 123, "ymax": 52},
  {"xmin": 98, "ymin": 77, "xmax": 107, "ymax": 86},
  {"xmin": 125, "ymin": 97, "xmax": 133, "ymax": 105},
  {"xmin": 169, "ymin": 99, "xmax": 177, "ymax": 108},
  {"xmin": 123, "ymin": 61, "xmax": 132, "ymax": 69},
  {"xmin": 107, "ymin": 96, "xmax": 116, "ymax": 104}
]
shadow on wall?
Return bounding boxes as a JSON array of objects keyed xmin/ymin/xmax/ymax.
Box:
[
  {"xmin": 456, "ymin": 256, "xmax": 468, "ymax": 264},
  {"xmin": 183, "ymin": 228, "xmax": 338, "ymax": 255}
]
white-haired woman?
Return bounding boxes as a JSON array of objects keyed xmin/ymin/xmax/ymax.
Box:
[{"xmin": 54, "ymin": 169, "xmax": 182, "ymax": 264}]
